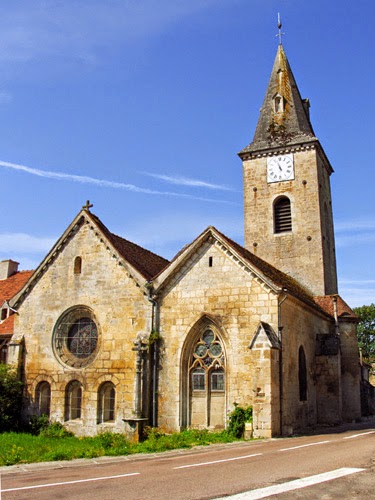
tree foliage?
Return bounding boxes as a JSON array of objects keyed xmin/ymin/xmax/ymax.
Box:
[
  {"xmin": 0, "ymin": 364, "xmax": 23, "ymax": 432},
  {"xmin": 353, "ymin": 304, "xmax": 375, "ymax": 363}
]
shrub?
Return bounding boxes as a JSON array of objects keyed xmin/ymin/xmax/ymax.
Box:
[
  {"xmin": 227, "ymin": 403, "xmax": 253, "ymax": 438},
  {"xmin": 39, "ymin": 421, "xmax": 74, "ymax": 438},
  {"xmin": 0, "ymin": 364, "xmax": 23, "ymax": 432},
  {"xmin": 29, "ymin": 414, "xmax": 50, "ymax": 435}
]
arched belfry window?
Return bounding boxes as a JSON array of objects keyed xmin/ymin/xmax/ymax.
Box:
[
  {"xmin": 274, "ymin": 196, "xmax": 292, "ymax": 233},
  {"xmin": 298, "ymin": 346, "xmax": 307, "ymax": 402}
]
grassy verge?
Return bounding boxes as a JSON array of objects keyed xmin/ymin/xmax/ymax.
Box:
[{"xmin": 0, "ymin": 428, "xmax": 239, "ymax": 466}]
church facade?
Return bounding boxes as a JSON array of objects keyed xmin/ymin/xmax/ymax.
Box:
[{"xmin": 8, "ymin": 43, "xmax": 361, "ymax": 438}]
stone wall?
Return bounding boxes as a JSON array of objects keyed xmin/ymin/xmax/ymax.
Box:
[
  {"xmin": 157, "ymin": 238, "xmax": 280, "ymax": 437},
  {"xmin": 243, "ymin": 147, "xmax": 337, "ymax": 296},
  {"xmin": 14, "ymin": 222, "xmax": 151, "ymax": 436}
]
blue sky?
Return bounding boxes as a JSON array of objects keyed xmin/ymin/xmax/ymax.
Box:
[{"xmin": 0, "ymin": 0, "xmax": 374, "ymax": 308}]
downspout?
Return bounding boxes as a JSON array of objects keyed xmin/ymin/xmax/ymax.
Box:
[
  {"xmin": 278, "ymin": 288, "xmax": 288, "ymax": 436},
  {"xmin": 332, "ymin": 295, "xmax": 340, "ymax": 337},
  {"xmin": 146, "ymin": 283, "xmax": 159, "ymax": 428}
]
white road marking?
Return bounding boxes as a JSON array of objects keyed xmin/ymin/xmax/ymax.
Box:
[
  {"xmin": 1, "ymin": 472, "xmax": 140, "ymax": 493},
  {"xmin": 213, "ymin": 467, "xmax": 365, "ymax": 499},
  {"xmin": 173, "ymin": 453, "xmax": 263, "ymax": 469},
  {"xmin": 344, "ymin": 430, "xmax": 375, "ymax": 439},
  {"xmin": 279, "ymin": 440, "xmax": 330, "ymax": 451}
]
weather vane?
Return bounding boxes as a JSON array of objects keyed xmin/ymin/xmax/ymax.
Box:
[{"xmin": 276, "ymin": 13, "xmax": 285, "ymax": 45}]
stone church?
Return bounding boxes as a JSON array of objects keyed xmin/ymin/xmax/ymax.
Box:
[{"xmin": 7, "ymin": 42, "xmax": 361, "ymax": 438}]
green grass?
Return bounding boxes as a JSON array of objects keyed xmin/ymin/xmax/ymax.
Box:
[{"xmin": 0, "ymin": 428, "xmax": 240, "ymax": 466}]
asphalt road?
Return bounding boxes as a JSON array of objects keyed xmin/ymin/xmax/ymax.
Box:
[{"xmin": 1, "ymin": 421, "xmax": 375, "ymax": 500}]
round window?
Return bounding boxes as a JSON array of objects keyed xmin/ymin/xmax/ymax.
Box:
[{"xmin": 53, "ymin": 306, "xmax": 100, "ymax": 368}]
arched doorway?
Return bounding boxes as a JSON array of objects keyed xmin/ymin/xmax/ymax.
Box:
[{"xmin": 182, "ymin": 324, "xmax": 226, "ymax": 430}]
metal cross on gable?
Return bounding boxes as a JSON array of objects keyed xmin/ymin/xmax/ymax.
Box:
[
  {"xmin": 82, "ymin": 200, "xmax": 93, "ymax": 211},
  {"xmin": 276, "ymin": 13, "xmax": 285, "ymax": 45}
]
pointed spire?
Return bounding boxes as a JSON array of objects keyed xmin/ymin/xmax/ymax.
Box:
[{"xmin": 239, "ymin": 44, "xmax": 316, "ymax": 156}]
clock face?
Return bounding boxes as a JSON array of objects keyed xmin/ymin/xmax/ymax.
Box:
[{"xmin": 267, "ymin": 154, "xmax": 294, "ymax": 183}]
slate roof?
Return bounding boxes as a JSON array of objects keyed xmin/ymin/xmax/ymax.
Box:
[
  {"xmin": 0, "ymin": 270, "xmax": 34, "ymax": 305},
  {"xmin": 89, "ymin": 212, "xmax": 169, "ymax": 281},
  {"xmin": 240, "ymin": 44, "xmax": 317, "ymax": 155}
]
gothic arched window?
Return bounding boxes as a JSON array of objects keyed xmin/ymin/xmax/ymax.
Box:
[
  {"xmin": 65, "ymin": 381, "xmax": 83, "ymax": 420},
  {"xmin": 274, "ymin": 196, "xmax": 292, "ymax": 233},
  {"xmin": 97, "ymin": 382, "xmax": 116, "ymax": 423},
  {"xmin": 189, "ymin": 329, "xmax": 225, "ymax": 392},
  {"xmin": 36, "ymin": 381, "xmax": 51, "ymax": 417},
  {"xmin": 298, "ymin": 346, "xmax": 307, "ymax": 402}
]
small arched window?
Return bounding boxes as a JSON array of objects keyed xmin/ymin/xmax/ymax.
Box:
[
  {"xmin": 36, "ymin": 381, "xmax": 51, "ymax": 417},
  {"xmin": 97, "ymin": 382, "xmax": 116, "ymax": 423},
  {"xmin": 274, "ymin": 196, "xmax": 292, "ymax": 233},
  {"xmin": 298, "ymin": 346, "xmax": 307, "ymax": 402},
  {"xmin": 74, "ymin": 256, "xmax": 82, "ymax": 275},
  {"xmin": 65, "ymin": 381, "xmax": 82, "ymax": 420}
]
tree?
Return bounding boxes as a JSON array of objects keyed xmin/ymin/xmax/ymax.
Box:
[
  {"xmin": 353, "ymin": 304, "xmax": 375, "ymax": 363},
  {"xmin": 0, "ymin": 364, "xmax": 23, "ymax": 432}
]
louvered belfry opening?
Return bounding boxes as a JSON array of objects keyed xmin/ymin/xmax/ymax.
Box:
[{"xmin": 274, "ymin": 196, "xmax": 292, "ymax": 233}]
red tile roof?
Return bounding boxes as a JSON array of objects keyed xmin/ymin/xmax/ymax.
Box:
[
  {"xmin": 314, "ymin": 295, "xmax": 358, "ymax": 320},
  {"xmin": 0, "ymin": 315, "xmax": 14, "ymax": 335},
  {"xmin": 0, "ymin": 270, "xmax": 33, "ymax": 305},
  {"xmin": 89, "ymin": 213, "xmax": 169, "ymax": 280}
]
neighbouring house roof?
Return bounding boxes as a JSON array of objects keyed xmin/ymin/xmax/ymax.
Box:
[
  {"xmin": 0, "ymin": 270, "xmax": 33, "ymax": 337},
  {"xmin": 0, "ymin": 315, "xmax": 14, "ymax": 336},
  {"xmin": 0, "ymin": 270, "xmax": 34, "ymax": 305}
]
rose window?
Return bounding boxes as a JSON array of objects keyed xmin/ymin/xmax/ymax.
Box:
[{"xmin": 53, "ymin": 307, "xmax": 100, "ymax": 368}]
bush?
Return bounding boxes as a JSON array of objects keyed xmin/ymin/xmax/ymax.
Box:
[
  {"xmin": 29, "ymin": 414, "xmax": 50, "ymax": 435},
  {"xmin": 227, "ymin": 403, "xmax": 253, "ymax": 438},
  {"xmin": 0, "ymin": 364, "xmax": 23, "ymax": 432},
  {"xmin": 39, "ymin": 421, "xmax": 74, "ymax": 438}
]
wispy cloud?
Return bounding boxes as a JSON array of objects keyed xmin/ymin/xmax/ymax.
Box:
[
  {"xmin": 336, "ymin": 233, "xmax": 375, "ymax": 248},
  {"xmin": 143, "ymin": 172, "xmax": 236, "ymax": 191},
  {"xmin": 0, "ymin": 91, "xmax": 12, "ymax": 104},
  {"xmin": 335, "ymin": 219, "xmax": 375, "ymax": 248},
  {"xmin": 0, "ymin": 1, "xmax": 232, "ymax": 73},
  {"xmin": 117, "ymin": 212, "xmax": 244, "ymax": 259},
  {"xmin": 0, "ymin": 233, "xmax": 56, "ymax": 254},
  {"xmin": 335, "ymin": 220, "xmax": 375, "ymax": 232},
  {"xmin": 0, "ymin": 159, "xmax": 237, "ymax": 205}
]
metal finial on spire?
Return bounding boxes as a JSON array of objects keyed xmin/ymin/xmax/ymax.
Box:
[{"xmin": 276, "ymin": 13, "xmax": 285, "ymax": 45}]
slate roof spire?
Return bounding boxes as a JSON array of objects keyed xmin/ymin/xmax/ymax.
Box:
[{"xmin": 240, "ymin": 42, "xmax": 317, "ymax": 155}]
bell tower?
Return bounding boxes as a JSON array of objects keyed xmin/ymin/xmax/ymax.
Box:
[{"xmin": 239, "ymin": 40, "xmax": 337, "ymax": 296}]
